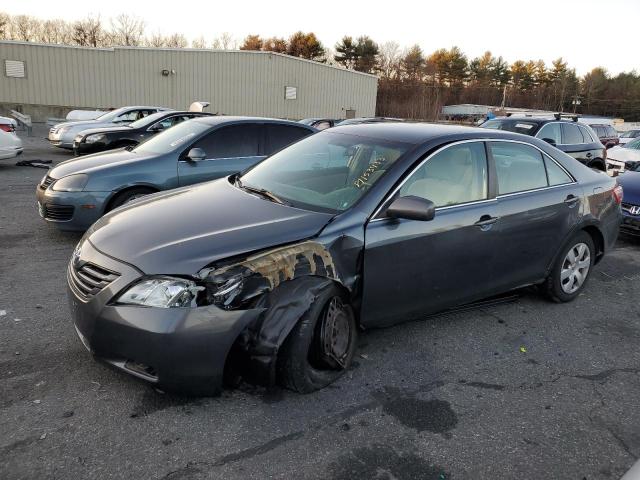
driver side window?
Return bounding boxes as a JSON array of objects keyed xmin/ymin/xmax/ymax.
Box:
[{"xmin": 399, "ymin": 142, "xmax": 488, "ymax": 208}]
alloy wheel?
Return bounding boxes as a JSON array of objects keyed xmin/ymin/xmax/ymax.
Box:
[{"xmin": 560, "ymin": 242, "xmax": 591, "ymax": 294}]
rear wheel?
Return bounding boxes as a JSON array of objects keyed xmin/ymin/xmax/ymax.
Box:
[
  {"xmin": 544, "ymin": 231, "xmax": 594, "ymax": 302},
  {"xmin": 277, "ymin": 285, "xmax": 357, "ymax": 393},
  {"xmin": 588, "ymin": 159, "xmax": 606, "ymax": 171},
  {"xmin": 107, "ymin": 187, "xmax": 155, "ymax": 211}
]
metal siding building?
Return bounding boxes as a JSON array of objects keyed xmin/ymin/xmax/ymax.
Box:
[{"xmin": 0, "ymin": 41, "xmax": 377, "ymax": 120}]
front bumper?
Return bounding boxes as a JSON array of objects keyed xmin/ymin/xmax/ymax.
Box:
[
  {"xmin": 48, "ymin": 131, "xmax": 74, "ymax": 149},
  {"xmin": 35, "ymin": 183, "xmax": 110, "ymax": 231},
  {"xmin": 67, "ymin": 240, "xmax": 261, "ymax": 395},
  {"xmin": 73, "ymin": 140, "xmax": 106, "ymax": 156},
  {"xmin": 620, "ymin": 211, "xmax": 640, "ymax": 236}
]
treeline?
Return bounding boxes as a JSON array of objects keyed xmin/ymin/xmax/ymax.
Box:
[{"xmin": 2, "ymin": 11, "xmax": 639, "ymax": 121}]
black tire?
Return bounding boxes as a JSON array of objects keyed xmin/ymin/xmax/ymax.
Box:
[
  {"xmin": 107, "ymin": 187, "xmax": 155, "ymax": 212},
  {"xmin": 544, "ymin": 231, "xmax": 595, "ymax": 303},
  {"xmin": 277, "ymin": 284, "xmax": 357, "ymax": 393},
  {"xmin": 588, "ymin": 159, "xmax": 606, "ymax": 171}
]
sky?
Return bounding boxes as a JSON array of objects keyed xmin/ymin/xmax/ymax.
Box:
[{"xmin": 5, "ymin": 0, "xmax": 638, "ymax": 76}]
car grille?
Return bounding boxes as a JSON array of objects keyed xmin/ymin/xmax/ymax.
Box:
[
  {"xmin": 42, "ymin": 204, "xmax": 74, "ymax": 221},
  {"xmin": 68, "ymin": 262, "xmax": 120, "ymax": 300},
  {"xmin": 621, "ymin": 202, "xmax": 640, "ymax": 215},
  {"xmin": 40, "ymin": 175, "xmax": 54, "ymax": 190}
]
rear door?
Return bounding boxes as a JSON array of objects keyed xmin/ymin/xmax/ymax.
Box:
[
  {"xmin": 177, "ymin": 124, "xmax": 265, "ymax": 186},
  {"xmin": 489, "ymin": 140, "xmax": 580, "ymax": 290},
  {"xmin": 560, "ymin": 123, "xmax": 591, "ymax": 164}
]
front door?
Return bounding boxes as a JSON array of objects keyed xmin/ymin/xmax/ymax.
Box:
[
  {"xmin": 361, "ymin": 141, "xmax": 500, "ymax": 327},
  {"xmin": 177, "ymin": 124, "xmax": 266, "ymax": 186}
]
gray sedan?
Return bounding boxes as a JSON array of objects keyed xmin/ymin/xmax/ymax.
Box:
[
  {"xmin": 36, "ymin": 117, "xmax": 316, "ymax": 231},
  {"xmin": 48, "ymin": 106, "xmax": 170, "ymax": 149}
]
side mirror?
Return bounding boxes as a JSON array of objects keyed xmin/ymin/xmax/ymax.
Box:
[
  {"xmin": 150, "ymin": 123, "xmax": 165, "ymax": 132},
  {"xmin": 186, "ymin": 147, "xmax": 206, "ymax": 162},
  {"xmin": 542, "ymin": 138, "xmax": 556, "ymax": 146},
  {"xmin": 385, "ymin": 195, "xmax": 436, "ymax": 221}
]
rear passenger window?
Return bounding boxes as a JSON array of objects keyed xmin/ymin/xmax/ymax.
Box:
[
  {"xmin": 562, "ymin": 124, "xmax": 583, "ymax": 144},
  {"xmin": 580, "ymin": 126, "xmax": 595, "ymax": 143},
  {"xmin": 399, "ymin": 142, "xmax": 488, "ymax": 207},
  {"xmin": 537, "ymin": 123, "xmax": 562, "ymax": 144},
  {"xmin": 544, "ymin": 156, "xmax": 573, "ymax": 186},
  {"xmin": 266, "ymin": 125, "xmax": 313, "ymax": 154},
  {"xmin": 490, "ymin": 142, "xmax": 547, "ymax": 194},
  {"xmin": 192, "ymin": 124, "xmax": 261, "ymax": 159}
]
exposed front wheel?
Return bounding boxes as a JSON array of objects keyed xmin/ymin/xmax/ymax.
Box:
[
  {"xmin": 544, "ymin": 231, "xmax": 594, "ymax": 302},
  {"xmin": 277, "ymin": 285, "xmax": 357, "ymax": 393}
]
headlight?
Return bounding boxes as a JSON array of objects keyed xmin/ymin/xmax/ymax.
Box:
[
  {"xmin": 84, "ymin": 133, "xmax": 105, "ymax": 144},
  {"xmin": 115, "ymin": 277, "xmax": 203, "ymax": 308},
  {"xmin": 57, "ymin": 126, "xmax": 69, "ymax": 135},
  {"xmin": 51, "ymin": 174, "xmax": 89, "ymax": 192}
]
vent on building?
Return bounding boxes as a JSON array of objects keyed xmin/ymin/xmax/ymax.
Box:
[
  {"xmin": 284, "ymin": 86, "xmax": 297, "ymax": 100},
  {"xmin": 5, "ymin": 60, "xmax": 25, "ymax": 78}
]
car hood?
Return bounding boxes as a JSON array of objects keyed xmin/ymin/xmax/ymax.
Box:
[
  {"xmin": 77, "ymin": 126, "xmax": 133, "ymax": 137},
  {"xmin": 56, "ymin": 121, "xmax": 122, "ymax": 134},
  {"xmin": 616, "ymin": 171, "xmax": 640, "ymax": 205},
  {"xmin": 49, "ymin": 149, "xmax": 151, "ymax": 178},
  {"xmin": 607, "ymin": 147, "xmax": 640, "ymax": 163},
  {"xmin": 85, "ymin": 178, "xmax": 335, "ymax": 275}
]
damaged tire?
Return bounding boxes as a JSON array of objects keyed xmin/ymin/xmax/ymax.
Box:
[{"xmin": 277, "ymin": 285, "xmax": 357, "ymax": 393}]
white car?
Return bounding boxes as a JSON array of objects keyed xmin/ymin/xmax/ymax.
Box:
[
  {"xmin": 48, "ymin": 106, "xmax": 169, "ymax": 149},
  {"xmin": 0, "ymin": 131, "xmax": 23, "ymax": 160},
  {"xmin": 606, "ymin": 138, "xmax": 640, "ymax": 174},
  {"xmin": 619, "ymin": 129, "xmax": 640, "ymax": 146}
]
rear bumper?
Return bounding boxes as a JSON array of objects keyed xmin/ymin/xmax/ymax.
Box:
[{"xmin": 68, "ymin": 240, "xmax": 261, "ymax": 395}]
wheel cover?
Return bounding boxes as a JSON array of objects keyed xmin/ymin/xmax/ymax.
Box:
[
  {"xmin": 124, "ymin": 193, "xmax": 148, "ymax": 205},
  {"xmin": 319, "ymin": 298, "xmax": 351, "ymax": 369},
  {"xmin": 560, "ymin": 242, "xmax": 591, "ymax": 294}
]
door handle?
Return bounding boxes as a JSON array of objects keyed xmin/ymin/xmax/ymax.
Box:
[
  {"xmin": 474, "ymin": 215, "xmax": 499, "ymax": 230},
  {"xmin": 564, "ymin": 194, "xmax": 580, "ymax": 207}
]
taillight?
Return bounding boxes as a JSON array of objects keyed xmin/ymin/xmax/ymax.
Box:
[
  {"xmin": 613, "ymin": 184, "xmax": 623, "ymax": 205},
  {"xmin": 0, "ymin": 124, "xmax": 14, "ymax": 133}
]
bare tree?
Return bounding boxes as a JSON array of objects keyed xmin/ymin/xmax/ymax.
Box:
[
  {"xmin": 38, "ymin": 19, "xmax": 71, "ymax": 44},
  {"xmin": 72, "ymin": 15, "xmax": 104, "ymax": 47},
  {"xmin": 218, "ymin": 32, "xmax": 236, "ymax": 49},
  {"xmin": 145, "ymin": 32, "xmax": 167, "ymax": 48},
  {"xmin": 191, "ymin": 36, "xmax": 207, "ymax": 49},
  {"xmin": 165, "ymin": 33, "xmax": 188, "ymax": 48},
  {"xmin": 110, "ymin": 13, "xmax": 145, "ymax": 46},
  {"xmin": 11, "ymin": 15, "xmax": 40, "ymax": 41},
  {"xmin": 378, "ymin": 41, "xmax": 401, "ymax": 78},
  {"xmin": 0, "ymin": 12, "xmax": 10, "ymax": 39}
]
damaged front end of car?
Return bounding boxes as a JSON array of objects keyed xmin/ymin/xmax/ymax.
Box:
[{"xmin": 197, "ymin": 240, "xmax": 348, "ymax": 387}]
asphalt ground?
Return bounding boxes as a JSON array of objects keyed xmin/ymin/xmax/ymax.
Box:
[{"xmin": 1, "ymin": 126, "xmax": 639, "ymax": 480}]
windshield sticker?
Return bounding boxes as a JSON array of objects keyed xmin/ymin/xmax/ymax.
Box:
[
  {"xmin": 515, "ymin": 123, "xmax": 534, "ymax": 130},
  {"xmin": 353, "ymin": 157, "xmax": 386, "ymax": 189},
  {"xmin": 169, "ymin": 132, "xmax": 196, "ymax": 147}
]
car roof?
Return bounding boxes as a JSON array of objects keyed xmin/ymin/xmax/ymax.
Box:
[
  {"xmin": 330, "ymin": 122, "xmax": 538, "ymax": 145},
  {"xmin": 191, "ymin": 116, "xmax": 315, "ymax": 129}
]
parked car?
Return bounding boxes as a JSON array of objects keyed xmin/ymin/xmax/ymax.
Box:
[
  {"xmin": 48, "ymin": 106, "xmax": 170, "ymax": 149},
  {"xmin": 606, "ymin": 138, "xmax": 640, "ymax": 174},
  {"xmin": 481, "ymin": 116, "xmax": 607, "ymax": 170},
  {"xmin": 73, "ymin": 111, "xmax": 214, "ymax": 155},
  {"xmin": 67, "ymin": 122, "xmax": 621, "ymax": 395},
  {"xmin": 298, "ymin": 118, "xmax": 342, "ymax": 130},
  {"xmin": 0, "ymin": 128, "xmax": 23, "ymax": 160},
  {"xmin": 619, "ymin": 129, "xmax": 640, "ymax": 146},
  {"xmin": 589, "ymin": 124, "xmax": 619, "ymax": 149},
  {"xmin": 37, "ymin": 117, "xmax": 316, "ymax": 231}
]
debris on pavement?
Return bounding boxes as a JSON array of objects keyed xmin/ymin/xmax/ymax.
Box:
[
  {"xmin": 15, "ymin": 159, "xmax": 52, "ymax": 169},
  {"xmin": 520, "ymin": 346, "xmax": 528, "ymax": 353}
]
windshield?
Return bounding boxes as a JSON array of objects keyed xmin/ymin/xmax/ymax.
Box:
[
  {"xmin": 94, "ymin": 108, "xmax": 128, "ymax": 122},
  {"xmin": 481, "ymin": 119, "xmax": 539, "ymax": 136},
  {"xmin": 238, "ymin": 131, "xmax": 411, "ymax": 213},
  {"xmin": 133, "ymin": 119, "xmax": 210, "ymax": 155},
  {"xmin": 621, "ymin": 130, "xmax": 639, "ymax": 138},
  {"xmin": 624, "ymin": 138, "xmax": 640, "ymax": 150},
  {"xmin": 128, "ymin": 111, "xmax": 168, "ymax": 129}
]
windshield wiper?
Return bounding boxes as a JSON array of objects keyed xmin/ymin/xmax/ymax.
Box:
[{"xmin": 236, "ymin": 178, "xmax": 288, "ymax": 206}]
